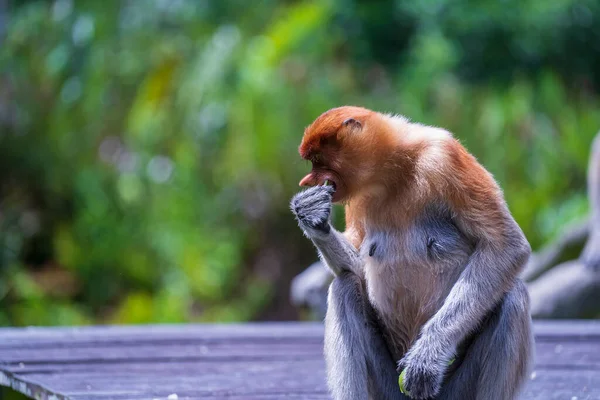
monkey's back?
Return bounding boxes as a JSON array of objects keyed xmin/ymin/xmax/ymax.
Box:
[{"xmin": 361, "ymin": 204, "xmax": 473, "ymax": 360}]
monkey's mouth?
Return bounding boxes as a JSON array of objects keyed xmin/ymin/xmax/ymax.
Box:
[
  {"xmin": 299, "ymin": 172, "xmax": 346, "ymax": 203},
  {"xmin": 323, "ymin": 179, "xmax": 337, "ymax": 191},
  {"xmin": 320, "ymin": 176, "xmax": 346, "ymax": 203}
]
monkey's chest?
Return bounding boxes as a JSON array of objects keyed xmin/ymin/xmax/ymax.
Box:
[{"xmin": 361, "ymin": 218, "xmax": 471, "ymax": 357}]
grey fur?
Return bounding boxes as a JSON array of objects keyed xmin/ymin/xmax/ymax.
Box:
[
  {"xmin": 291, "ymin": 185, "xmax": 363, "ymax": 277},
  {"xmin": 420, "ymin": 206, "xmax": 474, "ymax": 262},
  {"xmin": 291, "ymin": 189, "xmax": 534, "ymax": 400},
  {"xmin": 290, "ymin": 185, "xmax": 335, "ymax": 235},
  {"xmin": 397, "ymin": 205, "xmax": 531, "ymax": 399},
  {"xmin": 437, "ymin": 279, "xmax": 534, "ymax": 400},
  {"xmin": 325, "ymin": 271, "xmax": 408, "ymax": 400}
]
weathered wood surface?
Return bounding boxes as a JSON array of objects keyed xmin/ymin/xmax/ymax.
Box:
[{"xmin": 0, "ymin": 321, "xmax": 598, "ymax": 400}]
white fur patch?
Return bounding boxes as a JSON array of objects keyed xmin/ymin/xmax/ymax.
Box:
[
  {"xmin": 382, "ymin": 114, "xmax": 452, "ymax": 144},
  {"xmin": 418, "ymin": 139, "xmax": 448, "ymax": 170}
]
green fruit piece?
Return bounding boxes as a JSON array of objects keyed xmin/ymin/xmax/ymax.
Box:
[
  {"xmin": 324, "ymin": 180, "xmax": 330, "ymax": 186},
  {"xmin": 398, "ymin": 368, "xmax": 410, "ymax": 396}
]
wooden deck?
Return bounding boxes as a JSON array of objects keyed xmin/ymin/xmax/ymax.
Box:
[{"xmin": 0, "ymin": 321, "xmax": 598, "ymax": 400}]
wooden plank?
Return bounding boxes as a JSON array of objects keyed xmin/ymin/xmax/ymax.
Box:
[
  {"xmin": 534, "ymin": 341, "xmax": 600, "ymax": 368},
  {"xmin": 2, "ymin": 360, "xmax": 318, "ymax": 375},
  {"xmin": 0, "ymin": 321, "xmax": 599, "ymax": 400},
  {"xmin": 1, "ymin": 333, "xmax": 598, "ymax": 372},
  {"xmin": 0, "ymin": 323, "xmax": 325, "ymax": 343},
  {"xmin": 66, "ymin": 395, "xmax": 331, "ymax": 400},
  {"xmin": 0, "ymin": 342, "xmax": 323, "ymax": 364},
  {"xmin": 1, "ymin": 338, "xmax": 598, "ymax": 373},
  {"xmin": 522, "ymin": 369, "xmax": 598, "ymax": 399},
  {"xmin": 533, "ymin": 320, "xmax": 600, "ymax": 339},
  {"xmin": 0, "ymin": 320, "xmax": 596, "ymax": 346},
  {"xmin": 5, "ymin": 367, "xmax": 598, "ymax": 400},
  {"xmin": 19, "ymin": 368, "xmax": 328, "ymax": 394},
  {"xmin": 2, "ymin": 363, "xmax": 330, "ymax": 400}
]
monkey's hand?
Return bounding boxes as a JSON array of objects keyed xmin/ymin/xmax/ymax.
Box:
[
  {"xmin": 291, "ymin": 185, "xmax": 334, "ymax": 236},
  {"xmin": 396, "ymin": 339, "xmax": 453, "ymax": 399}
]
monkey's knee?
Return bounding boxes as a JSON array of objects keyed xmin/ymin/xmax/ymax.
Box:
[
  {"xmin": 440, "ymin": 281, "xmax": 533, "ymax": 400},
  {"xmin": 475, "ymin": 280, "xmax": 533, "ymax": 400},
  {"xmin": 324, "ymin": 273, "xmax": 371, "ymax": 400},
  {"xmin": 482, "ymin": 281, "xmax": 532, "ymax": 399},
  {"xmin": 324, "ymin": 272, "xmax": 371, "ymax": 357},
  {"xmin": 327, "ymin": 272, "xmax": 367, "ymax": 317},
  {"xmin": 502, "ymin": 279, "xmax": 531, "ymax": 320},
  {"xmin": 325, "ymin": 273, "xmax": 405, "ymax": 400},
  {"xmin": 495, "ymin": 279, "xmax": 534, "ymax": 374},
  {"xmin": 496, "ymin": 279, "xmax": 534, "ymax": 374}
]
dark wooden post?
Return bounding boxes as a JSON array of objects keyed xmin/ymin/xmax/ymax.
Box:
[{"xmin": 581, "ymin": 132, "xmax": 600, "ymax": 270}]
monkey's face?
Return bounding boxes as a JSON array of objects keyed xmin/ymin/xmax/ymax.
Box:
[
  {"xmin": 298, "ymin": 106, "xmax": 378, "ymax": 203},
  {"xmin": 298, "ymin": 141, "xmax": 348, "ymax": 203}
]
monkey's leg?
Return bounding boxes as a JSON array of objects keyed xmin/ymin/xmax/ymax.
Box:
[
  {"xmin": 437, "ymin": 279, "xmax": 533, "ymax": 400},
  {"xmin": 325, "ymin": 271, "xmax": 407, "ymax": 400}
]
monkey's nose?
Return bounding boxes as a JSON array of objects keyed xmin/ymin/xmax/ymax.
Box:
[{"xmin": 299, "ymin": 173, "xmax": 317, "ymax": 187}]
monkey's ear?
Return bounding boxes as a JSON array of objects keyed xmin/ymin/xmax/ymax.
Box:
[{"xmin": 342, "ymin": 118, "xmax": 362, "ymax": 130}]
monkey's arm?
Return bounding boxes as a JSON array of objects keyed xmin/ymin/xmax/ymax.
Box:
[
  {"xmin": 399, "ymin": 145, "xmax": 531, "ymax": 399},
  {"xmin": 291, "ymin": 185, "xmax": 363, "ymax": 278}
]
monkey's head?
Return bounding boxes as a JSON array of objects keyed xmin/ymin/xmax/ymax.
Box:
[{"xmin": 298, "ymin": 106, "xmax": 396, "ymax": 203}]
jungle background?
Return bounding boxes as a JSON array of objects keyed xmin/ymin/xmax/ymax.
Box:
[{"xmin": 1, "ymin": 0, "xmax": 600, "ymax": 329}]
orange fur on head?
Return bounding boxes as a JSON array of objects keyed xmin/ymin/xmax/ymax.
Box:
[
  {"xmin": 299, "ymin": 106, "xmax": 373, "ymax": 160},
  {"xmin": 298, "ymin": 106, "xmax": 400, "ymax": 203}
]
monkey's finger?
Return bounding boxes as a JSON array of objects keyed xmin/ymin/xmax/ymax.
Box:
[
  {"xmin": 396, "ymin": 358, "xmax": 407, "ymax": 373},
  {"xmin": 322, "ymin": 184, "xmax": 335, "ymax": 194}
]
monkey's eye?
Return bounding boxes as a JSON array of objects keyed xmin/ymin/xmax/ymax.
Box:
[{"xmin": 319, "ymin": 136, "xmax": 332, "ymax": 146}]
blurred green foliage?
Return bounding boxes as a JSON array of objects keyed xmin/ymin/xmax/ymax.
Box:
[{"xmin": 0, "ymin": 0, "xmax": 599, "ymax": 326}]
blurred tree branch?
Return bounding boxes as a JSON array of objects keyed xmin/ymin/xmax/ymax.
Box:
[
  {"xmin": 528, "ymin": 260, "xmax": 600, "ymax": 318},
  {"xmin": 527, "ymin": 131, "xmax": 600, "ymax": 318},
  {"xmin": 580, "ymin": 133, "xmax": 600, "ymax": 271},
  {"xmin": 520, "ymin": 219, "xmax": 588, "ymax": 282}
]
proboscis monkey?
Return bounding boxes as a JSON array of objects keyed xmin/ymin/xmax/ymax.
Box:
[{"xmin": 291, "ymin": 106, "xmax": 533, "ymax": 400}]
